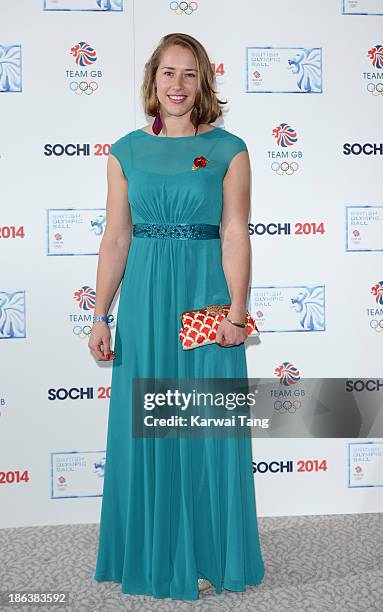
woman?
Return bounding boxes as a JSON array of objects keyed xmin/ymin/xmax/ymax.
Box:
[{"xmin": 90, "ymin": 32, "xmax": 265, "ymax": 600}]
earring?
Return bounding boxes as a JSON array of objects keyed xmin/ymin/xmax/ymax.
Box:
[
  {"xmin": 193, "ymin": 105, "xmax": 200, "ymax": 135},
  {"xmin": 152, "ymin": 97, "xmax": 163, "ymax": 135}
]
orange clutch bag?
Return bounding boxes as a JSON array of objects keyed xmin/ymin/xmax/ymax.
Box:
[{"xmin": 179, "ymin": 304, "xmax": 260, "ymax": 350}]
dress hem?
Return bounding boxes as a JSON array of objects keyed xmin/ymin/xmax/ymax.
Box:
[{"xmin": 94, "ymin": 572, "xmax": 264, "ymax": 601}]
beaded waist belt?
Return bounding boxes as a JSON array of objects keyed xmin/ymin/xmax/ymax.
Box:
[{"xmin": 132, "ymin": 223, "xmax": 220, "ymax": 240}]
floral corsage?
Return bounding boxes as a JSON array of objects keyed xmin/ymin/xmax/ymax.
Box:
[{"xmin": 192, "ymin": 156, "xmax": 209, "ymax": 171}]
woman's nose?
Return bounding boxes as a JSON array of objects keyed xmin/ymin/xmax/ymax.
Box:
[{"xmin": 175, "ymin": 73, "xmax": 185, "ymax": 87}]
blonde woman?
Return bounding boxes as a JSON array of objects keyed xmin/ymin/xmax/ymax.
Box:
[{"xmin": 91, "ymin": 32, "xmax": 265, "ymax": 600}]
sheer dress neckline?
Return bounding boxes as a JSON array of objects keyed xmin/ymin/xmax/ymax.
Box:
[{"xmin": 137, "ymin": 126, "xmax": 220, "ymax": 140}]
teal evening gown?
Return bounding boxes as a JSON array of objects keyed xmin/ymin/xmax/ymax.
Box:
[{"xmin": 94, "ymin": 126, "xmax": 265, "ymax": 600}]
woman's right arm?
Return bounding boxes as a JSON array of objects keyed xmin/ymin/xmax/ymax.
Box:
[{"xmin": 88, "ymin": 153, "xmax": 132, "ymax": 361}]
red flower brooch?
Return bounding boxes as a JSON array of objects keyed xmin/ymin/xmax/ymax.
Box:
[{"xmin": 192, "ymin": 156, "xmax": 209, "ymax": 171}]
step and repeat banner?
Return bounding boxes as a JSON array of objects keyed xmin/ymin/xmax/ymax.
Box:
[{"xmin": 1, "ymin": 0, "xmax": 382, "ymax": 528}]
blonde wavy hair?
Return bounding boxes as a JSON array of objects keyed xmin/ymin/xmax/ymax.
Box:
[{"xmin": 141, "ymin": 33, "xmax": 228, "ymax": 130}]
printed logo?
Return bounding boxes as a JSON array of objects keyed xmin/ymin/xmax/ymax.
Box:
[
  {"xmin": 272, "ymin": 123, "xmax": 297, "ymax": 147},
  {"xmin": 269, "ymin": 122, "xmax": 302, "ymax": 175},
  {"xmin": 169, "ymin": 1, "xmax": 198, "ymax": 15},
  {"xmin": 364, "ymin": 44, "xmax": 383, "ymax": 96},
  {"xmin": 71, "ymin": 41, "xmax": 97, "ymax": 67},
  {"xmin": 275, "ymin": 362, "xmax": 301, "ymax": 385},
  {"xmin": 345, "ymin": 206, "xmax": 383, "ymax": 252},
  {"xmin": 69, "ymin": 285, "xmax": 114, "ymax": 339},
  {"xmin": 248, "ymin": 285, "xmax": 326, "ymax": 332},
  {"xmin": 348, "ymin": 442, "xmax": 383, "ymax": 488},
  {"xmin": 369, "ymin": 280, "xmax": 383, "ymax": 332},
  {"xmin": 74, "ymin": 285, "xmax": 96, "ymax": 310},
  {"xmin": 46, "ymin": 208, "xmax": 106, "ymax": 255},
  {"xmin": 368, "ymin": 44, "xmax": 383, "ymax": 69},
  {"xmin": 246, "ymin": 47, "xmax": 323, "ymax": 94},
  {"xmin": 371, "ymin": 281, "xmax": 383, "ymax": 305},
  {"xmin": 66, "ymin": 40, "xmax": 102, "ymax": 95},
  {"xmin": 0, "ymin": 44, "xmax": 21, "ymax": 92},
  {"xmin": 50, "ymin": 451, "xmax": 106, "ymax": 498},
  {"xmin": 70, "ymin": 285, "xmax": 95, "ymax": 338},
  {"xmin": 0, "ymin": 290, "xmax": 26, "ymax": 339}
]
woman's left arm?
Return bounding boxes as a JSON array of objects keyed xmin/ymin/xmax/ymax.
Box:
[{"xmin": 216, "ymin": 149, "xmax": 251, "ymax": 347}]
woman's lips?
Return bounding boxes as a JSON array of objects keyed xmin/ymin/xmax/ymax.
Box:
[{"xmin": 167, "ymin": 95, "xmax": 187, "ymax": 104}]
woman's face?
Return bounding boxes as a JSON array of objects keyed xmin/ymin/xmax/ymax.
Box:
[{"xmin": 155, "ymin": 45, "xmax": 199, "ymax": 119}]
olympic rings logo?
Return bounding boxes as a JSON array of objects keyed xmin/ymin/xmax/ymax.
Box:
[
  {"xmin": 274, "ymin": 400, "xmax": 301, "ymax": 413},
  {"xmin": 169, "ymin": 1, "xmax": 198, "ymax": 14},
  {"xmin": 69, "ymin": 81, "xmax": 98, "ymax": 95},
  {"xmin": 72, "ymin": 321, "xmax": 115, "ymax": 338},
  {"xmin": 271, "ymin": 161, "xmax": 299, "ymax": 175},
  {"xmin": 370, "ymin": 319, "xmax": 383, "ymax": 332},
  {"xmin": 366, "ymin": 83, "xmax": 383, "ymax": 96},
  {"xmin": 73, "ymin": 325, "xmax": 92, "ymax": 339}
]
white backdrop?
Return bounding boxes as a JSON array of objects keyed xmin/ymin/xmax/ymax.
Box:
[{"xmin": 1, "ymin": 0, "xmax": 382, "ymax": 528}]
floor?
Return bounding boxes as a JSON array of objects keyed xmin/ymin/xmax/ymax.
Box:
[{"xmin": 0, "ymin": 513, "xmax": 382, "ymax": 611}]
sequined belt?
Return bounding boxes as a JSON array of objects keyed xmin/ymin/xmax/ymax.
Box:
[{"xmin": 132, "ymin": 223, "xmax": 220, "ymax": 240}]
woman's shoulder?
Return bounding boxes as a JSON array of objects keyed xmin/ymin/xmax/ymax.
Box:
[
  {"xmin": 110, "ymin": 129, "xmax": 135, "ymax": 147},
  {"xmin": 110, "ymin": 127, "xmax": 156, "ymax": 151},
  {"xmin": 214, "ymin": 126, "xmax": 247, "ymax": 148},
  {"xmin": 213, "ymin": 127, "xmax": 249, "ymax": 161},
  {"xmin": 109, "ymin": 129, "xmax": 141, "ymax": 160}
]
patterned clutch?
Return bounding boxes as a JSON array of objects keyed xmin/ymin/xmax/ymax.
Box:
[{"xmin": 179, "ymin": 304, "xmax": 260, "ymax": 350}]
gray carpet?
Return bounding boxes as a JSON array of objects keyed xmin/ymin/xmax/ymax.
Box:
[{"xmin": 0, "ymin": 513, "xmax": 382, "ymax": 611}]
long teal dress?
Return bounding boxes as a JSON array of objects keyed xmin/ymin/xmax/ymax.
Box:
[{"xmin": 94, "ymin": 126, "xmax": 265, "ymax": 600}]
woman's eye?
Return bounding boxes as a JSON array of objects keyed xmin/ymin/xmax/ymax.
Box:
[{"xmin": 163, "ymin": 72, "xmax": 195, "ymax": 77}]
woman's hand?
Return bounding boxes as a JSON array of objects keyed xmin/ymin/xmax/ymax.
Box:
[
  {"xmin": 88, "ymin": 322, "xmax": 115, "ymax": 361},
  {"xmin": 215, "ymin": 317, "xmax": 248, "ymax": 348}
]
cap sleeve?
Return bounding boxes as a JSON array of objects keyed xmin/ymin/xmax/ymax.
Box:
[
  {"xmin": 224, "ymin": 134, "xmax": 248, "ymax": 173},
  {"xmin": 109, "ymin": 133, "xmax": 131, "ymax": 179}
]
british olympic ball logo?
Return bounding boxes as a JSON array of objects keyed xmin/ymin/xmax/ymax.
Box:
[{"xmin": 246, "ymin": 47, "xmax": 323, "ymax": 94}]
